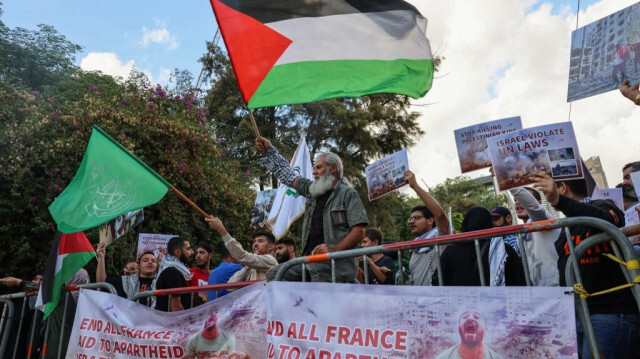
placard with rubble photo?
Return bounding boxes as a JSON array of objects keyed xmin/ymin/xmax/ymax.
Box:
[
  {"xmin": 568, "ymin": 3, "xmax": 640, "ymax": 101},
  {"xmin": 365, "ymin": 149, "xmax": 409, "ymax": 201},
  {"xmin": 250, "ymin": 189, "xmax": 277, "ymax": 229},
  {"xmin": 488, "ymin": 122, "xmax": 583, "ymax": 191},
  {"xmin": 454, "ymin": 117, "xmax": 523, "ymax": 173}
]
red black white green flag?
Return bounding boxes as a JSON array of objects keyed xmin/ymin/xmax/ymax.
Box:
[
  {"xmin": 36, "ymin": 231, "xmax": 95, "ymax": 319},
  {"xmin": 209, "ymin": 0, "xmax": 434, "ymax": 109}
]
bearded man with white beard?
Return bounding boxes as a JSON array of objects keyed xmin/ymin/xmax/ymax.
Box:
[{"xmin": 256, "ymin": 136, "xmax": 368, "ymax": 283}]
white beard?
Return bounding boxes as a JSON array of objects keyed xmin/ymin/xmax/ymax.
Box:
[{"xmin": 309, "ymin": 171, "xmax": 335, "ymax": 197}]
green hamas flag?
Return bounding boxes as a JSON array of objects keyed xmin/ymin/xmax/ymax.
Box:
[{"xmin": 49, "ymin": 125, "xmax": 172, "ymax": 233}]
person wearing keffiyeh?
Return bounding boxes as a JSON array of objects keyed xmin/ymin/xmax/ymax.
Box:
[
  {"xmin": 154, "ymin": 236, "xmax": 195, "ymax": 312},
  {"xmin": 96, "ymin": 242, "xmax": 159, "ymax": 306}
]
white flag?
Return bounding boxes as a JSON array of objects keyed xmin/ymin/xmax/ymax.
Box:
[{"xmin": 267, "ymin": 134, "xmax": 312, "ymax": 239}]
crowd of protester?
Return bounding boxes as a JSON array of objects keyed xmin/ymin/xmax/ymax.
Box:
[{"xmin": 1, "ymin": 133, "xmax": 639, "ymax": 358}]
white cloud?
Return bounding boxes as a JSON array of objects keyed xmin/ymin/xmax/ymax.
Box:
[
  {"xmin": 80, "ymin": 52, "xmax": 135, "ymax": 80},
  {"xmin": 155, "ymin": 67, "xmax": 173, "ymax": 86},
  {"xmin": 407, "ymin": 0, "xmax": 640, "ymax": 190},
  {"xmin": 140, "ymin": 20, "xmax": 179, "ymax": 50}
]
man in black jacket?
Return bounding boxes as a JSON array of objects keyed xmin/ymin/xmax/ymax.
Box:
[{"xmin": 533, "ymin": 173, "xmax": 639, "ymax": 359}]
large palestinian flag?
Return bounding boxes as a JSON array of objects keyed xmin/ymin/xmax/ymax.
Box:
[
  {"xmin": 36, "ymin": 231, "xmax": 95, "ymax": 319},
  {"xmin": 209, "ymin": 0, "xmax": 434, "ymax": 109}
]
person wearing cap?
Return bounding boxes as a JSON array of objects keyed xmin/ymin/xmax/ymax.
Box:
[{"xmin": 490, "ymin": 206, "xmax": 520, "ymax": 255}]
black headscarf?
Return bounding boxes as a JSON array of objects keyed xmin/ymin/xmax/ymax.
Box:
[{"xmin": 461, "ymin": 206, "xmax": 493, "ymax": 233}]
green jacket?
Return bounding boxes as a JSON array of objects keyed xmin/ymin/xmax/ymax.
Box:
[{"xmin": 296, "ymin": 178, "xmax": 368, "ymax": 250}]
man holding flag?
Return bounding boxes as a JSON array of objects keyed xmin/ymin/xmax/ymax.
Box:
[{"xmin": 257, "ymin": 137, "xmax": 368, "ymax": 283}]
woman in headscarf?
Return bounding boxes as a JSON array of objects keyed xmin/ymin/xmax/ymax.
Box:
[{"xmin": 433, "ymin": 207, "xmax": 526, "ymax": 286}]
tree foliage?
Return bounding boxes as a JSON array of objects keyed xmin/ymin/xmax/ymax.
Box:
[
  {"xmin": 0, "ymin": 18, "xmax": 255, "ymax": 281},
  {"xmin": 430, "ymin": 176, "xmax": 507, "ymax": 232},
  {"xmin": 0, "ymin": 21, "xmax": 82, "ymax": 91}
]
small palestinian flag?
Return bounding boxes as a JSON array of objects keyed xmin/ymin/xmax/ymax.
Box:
[
  {"xmin": 209, "ymin": 0, "xmax": 434, "ymax": 109},
  {"xmin": 36, "ymin": 231, "xmax": 95, "ymax": 319}
]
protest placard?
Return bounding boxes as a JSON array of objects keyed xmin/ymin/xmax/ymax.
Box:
[
  {"xmin": 568, "ymin": 3, "xmax": 640, "ymax": 101},
  {"xmin": 488, "ymin": 122, "xmax": 583, "ymax": 191},
  {"xmin": 592, "ymin": 187, "xmax": 624, "ymax": 211},
  {"xmin": 454, "ymin": 117, "xmax": 523, "ymax": 173},
  {"xmin": 250, "ymin": 189, "xmax": 277, "ymax": 229},
  {"xmin": 267, "ymin": 282, "xmax": 577, "ymax": 359},
  {"xmin": 631, "ymin": 171, "xmax": 640, "ymax": 196},
  {"xmin": 137, "ymin": 233, "xmax": 177, "ymax": 261},
  {"xmin": 625, "ymin": 204, "xmax": 640, "ymax": 245},
  {"xmin": 365, "ymin": 149, "xmax": 409, "ymax": 201},
  {"xmin": 67, "ymin": 283, "xmax": 266, "ymax": 358},
  {"xmin": 98, "ymin": 209, "xmax": 144, "ymax": 246}
]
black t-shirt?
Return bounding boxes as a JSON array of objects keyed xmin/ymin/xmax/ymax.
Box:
[
  {"xmin": 304, "ymin": 190, "xmax": 333, "ymax": 255},
  {"xmin": 154, "ymin": 267, "xmax": 195, "ymax": 312},
  {"xmin": 554, "ymin": 197, "xmax": 636, "ymax": 314},
  {"xmin": 360, "ymin": 255, "xmax": 396, "ymax": 284}
]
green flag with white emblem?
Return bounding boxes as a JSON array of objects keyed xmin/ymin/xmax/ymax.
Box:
[{"xmin": 49, "ymin": 125, "xmax": 172, "ymax": 233}]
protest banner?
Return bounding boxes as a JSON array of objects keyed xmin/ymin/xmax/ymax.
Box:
[
  {"xmin": 137, "ymin": 233, "xmax": 177, "ymax": 261},
  {"xmin": 568, "ymin": 3, "xmax": 640, "ymax": 102},
  {"xmin": 365, "ymin": 149, "xmax": 409, "ymax": 201},
  {"xmin": 488, "ymin": 122, "xmax": 583, "ymax": 191},
  {"xmin": 592, "ymin": 187, "xmax": 624, "ymax": 211},
  {"xmin": 99, "ymin": 209, "xmax": 144, "ymax": 246},
  {"xmin": 250, "ymin": 189, "xmax": 278, "ymax": 229},
  {"xmin": 66, "ymin": 283, "xmax": 267, "ymax": 358},
  {"xmin": 454, "ymin": 117, "xmax": 523, "ymax": 173},
  {"xmin": 267, "ymin": 282, "xmax": 577, "ymax": 359}
]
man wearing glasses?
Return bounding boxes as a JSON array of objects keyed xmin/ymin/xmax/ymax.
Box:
[{"xmin": 405, "ymin": 170, "xmax": 450, "ymax": 286}]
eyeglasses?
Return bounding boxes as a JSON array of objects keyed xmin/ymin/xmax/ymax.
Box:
[
  {"xmin": 123, "ymin": 266, "xmax": 137, "ymax": 271},
  {"xmin": 408, "ymin": 215, "xmax": 425, "ymax": 223}
]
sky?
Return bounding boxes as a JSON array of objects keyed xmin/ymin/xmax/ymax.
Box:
[{"xmin": 2, "ymin": 0, "xmax": 639, "ymax": 191}]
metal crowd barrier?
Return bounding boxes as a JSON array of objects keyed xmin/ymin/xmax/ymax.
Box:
[
  {"xmin": 130, "ymin": 280, "xmax": 259, "ymax": 311},
  {"xmin": 274, "ymin": 216, "xmax": 640, "ymax": 359},
  {"xmin": 0, "ymin": 282, "xmax": 116, "ymax": 359},
  {"xmin": 0, "ymin": 280, "xmax": 257, "ymax": 358}
]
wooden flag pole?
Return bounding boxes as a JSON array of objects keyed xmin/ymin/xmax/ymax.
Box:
[
  {"xmin": 170, "ymin": 187, "xmax": 211, "ymax": 218},
  {"xmin": 248, "ymin": 110, "xmax": 261, "ymax": 138}
]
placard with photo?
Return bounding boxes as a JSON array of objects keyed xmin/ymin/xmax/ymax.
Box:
[
  {"xmin": 453, "ymin": 117, "xmax": 522, "ymax": 173},
  {"xmin": 488, "ymin": 122, "xmax": 583, "ymax": 191}
]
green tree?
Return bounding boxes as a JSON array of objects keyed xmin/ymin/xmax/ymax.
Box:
[
  {"xmin": 0, "ymin": 20, "xmax": 82, "ymax": 91},
  {"xmin": 0, "ymin": 59, "xmax": 256, "ymax": 281},
  {"xmin": 430, "ymin": 176, "xmax": 507, "ymax": 232}
]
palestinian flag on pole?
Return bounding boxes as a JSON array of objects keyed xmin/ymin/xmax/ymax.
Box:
[
  {"xmin": 36, "ymin": 231, "xmax": 95, "ymax": 319},
  {"xmin": 48, "ymin": 125, "xmax": 172, "ymax": 233},
  {"xmin": 209, "ymin": 0, "xmax": 434, "ymax": 109}
]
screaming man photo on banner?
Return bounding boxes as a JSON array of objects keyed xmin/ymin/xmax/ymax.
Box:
[
  {"xmin": 266, "ymin": 282, "xmax": 577, "ymax": 359},
  {"xmin": 66, "ymin": 283, "xmax": 266, "ymax": 358}
]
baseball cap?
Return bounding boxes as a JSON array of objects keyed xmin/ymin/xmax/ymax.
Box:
[{"xmin": 491, "ymin": 206, "xmax": 511, "ymax": 217}]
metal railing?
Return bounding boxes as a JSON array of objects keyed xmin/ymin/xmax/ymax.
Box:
[
  {"xmin": 130, "ymin": 280, "xmax": 259, "ymax": 310},
  {"xmin": 274, "ymin": 216, "xmax": 640, "ymax": 359},
  {"xmin": 0, "ymin": 282, "xmax": 116, "ymax": 359},
  {"xmin": 0, "ymin": 280, "xmax": 258, "ymax": 358}
]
